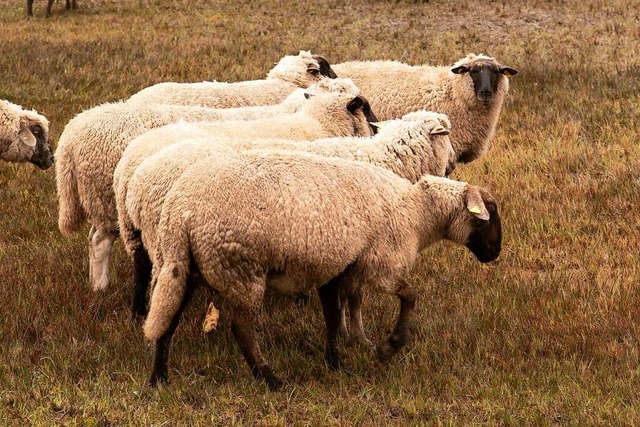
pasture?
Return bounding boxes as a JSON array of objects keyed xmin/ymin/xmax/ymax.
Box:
[{"xmin": 1, "ymin": 0, "xmax": 639, "ymax": 424}]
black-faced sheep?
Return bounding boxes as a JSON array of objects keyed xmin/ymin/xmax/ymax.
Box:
[
  {"xmin": 0, "ymin": 100, "xmax": 53, "ymax": 170},
  {"xmin": 333, "ymin": 53, "xmax": 518, "ymax": 164},
  {"xmin": 143, "ymin": 149, "xmax": 502, "ymax": 390}
]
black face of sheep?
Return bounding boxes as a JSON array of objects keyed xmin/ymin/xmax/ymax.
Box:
[
  {"xmin": 312, "ymin": 55, "xmax": 338, "ymax": 79},
  {"xmin": 464, "ymin": 189, "xmax": 502, "ymax": 263},
  {"xmin": 451, "ymin": 60, "xmax": 519, "ymax": 106},
  {"xmin": 359, "ymin": 96, "xmax": 379, "ymax": 135},
  {"xmin": 29, "ymin": 124, "xmax": 54, "ymax": 170},
  {"xmin": 346, "ymin": 95, "xmax": 379, "ymax": 136}
]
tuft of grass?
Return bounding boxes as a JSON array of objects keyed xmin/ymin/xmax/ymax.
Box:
[{"xmin": 1, "ymin": 0, "xmax": 639, "ymax": 424}]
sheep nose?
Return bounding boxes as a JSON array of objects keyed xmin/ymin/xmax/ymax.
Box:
[{"xmin": 479, "ymin": 89, "xmax": 492, "ymax": 99}]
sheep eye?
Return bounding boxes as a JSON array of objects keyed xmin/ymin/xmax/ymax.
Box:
[
  {"xmin": 32, "ymin": 125, "xmax": 42, "ymax": 135},
  {"xmin": 308, "ymin": 69, "xmax": 320, "ymax": 75}
]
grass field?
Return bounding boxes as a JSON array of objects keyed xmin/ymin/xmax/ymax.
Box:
[{"xmin": 1, "ymin": 0, "xmax": 639, "ymax": 425}]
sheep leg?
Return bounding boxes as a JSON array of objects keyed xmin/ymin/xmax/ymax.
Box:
[
  {"xmin": 131, "ymin": 247, "xmax": 151, "ymax": 317},
  {"xmin": 231, "ymin": 309, "xmax": 282, "ymax": 391},
  {"xmin": 26, "ymin": 0, "xmax": 34, "ymax": 17},
  {"xmin": 337, "ymin": 290, "xmax": 350, "ymax": 339},
  {"xmin": 88, "ymin": 227, "xmax": 117, "ymax": 291},
  {"xmin": 131, "ymin": 245, "xmax": 152, "ymax": 318},
  {"xmin": 377, "ymin": 279, "xmax": 416, "ymax": 362},
  {"xmin": 317, "ymin": 276, "xmax": 343, "ymax": 370},
  {"xmin": 149, "ymin": 276, "xmax": 196, "ymax": 386},
  {"xmin": 345, "ymin": 289, "xmax": 373, "ymax": 347},
  {"xmin": 46, "ymin": 0, "xmax": 54, "ymax": 16}
]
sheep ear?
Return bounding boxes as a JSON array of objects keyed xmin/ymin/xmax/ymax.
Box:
[
  {"xmin": 347, "ymin": 96, "xmax": 364, "ymax": 114},
  {"xmin": 306, "ymin": 64, "xmax": 321, "ymax": 75},
  {"xmin": 18, "ymin": 127, "xmax": 37, "ymax": 148},
  {"xmin": 312, "ymin": 54, "xmax": 338, "ymax": 78},
  {"xmin": 465, "ymin": 187, "xmax": 490, "ymax": 221},
  {"xmin": 451, "ymin": 65, "xmax": 470, "ymax": 74},
  {"xmin": 500, "ymin": 66, "xmax": 519, "ymax": 77},
  {"xmin": 430, "ymin": 124, "xmax": 450, "ymax": 135}
]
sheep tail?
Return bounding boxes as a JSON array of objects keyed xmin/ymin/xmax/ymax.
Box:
[
  {"xmin": 55, "ymin": 142, "xmax": 86, "ymax": 236},
  {"xmin": 143, "ymin": 260, "xmax": 190, "ymax": 342}
]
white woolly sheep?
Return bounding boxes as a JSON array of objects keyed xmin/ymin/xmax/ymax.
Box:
[
  {"xmin": 116, "ymin": 91, "xmax": 376, "ymax": 315},
  {"xmin": 118, "ymin": 110, "xmax": 448, "ymax": 316},
  {"xmin": 143, "ymin": 149, "xmax": 502, "ymax": 389},
  {"xmin": 333, "ymin": 53, "xmax": 518, "ymax": 164},
  {"xmin": 127, "ymin": 51, "xmax": 337, "ymax": 107},
  {"xmin": 56, "ymin": 89, "xmax": 374, "ymax": 294},
  {"xmin": 178, "ymin": 77, "xmax": 362, "ymax": 122},
  {"xmin": 0, "ymin": 99, "xmax": 53, "ymax": 170}
]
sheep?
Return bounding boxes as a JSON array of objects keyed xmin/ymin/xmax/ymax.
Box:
[
  {"xmin": 175, "ymin": 77, "xmax": 363, "ymax": 123},
  {"xmin": 127, "ymin": 51, "xmax": 337, "ymax": 107},
  {"xmin": 142, "ymin": 149, "xmax": 502, "ymax": 389},
  {"xmin": 26, "ymin": 0, "xmax": 77, "ymax": 17},
  {"xmin": 117, "ymin": 90, "xmax": 376, "ymax": 313},
  {"xmin": 118, "ymin": 110, "xmax": 448, "ymax": 317},
  {"xmin": 0, "ymin": 100, "xmax": 53, "ymax": 170},
  {"xmin": 56, "ymin": 87, "xmax": 375, "ymax": 295},
  {"xmin": 333, "ymin": 53, "xmax": 518, "ymax": 164}
]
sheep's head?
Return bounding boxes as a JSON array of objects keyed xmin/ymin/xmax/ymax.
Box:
[
  {"xmin": 267, "ymin": 51, "xmax": 338, "ymax": 88},
  {"xmin": 459, "ymin": 185, "xmax": 502, "ymax": 263},
  {"xmin": 450, "ymin": 54, "xmax": 518, "ymax": 106},
  {"xmin": 0, "ymin": 100, "xmax": 53, "ymax": 170},
  {"xmin": 301, "ymin": 92, "xmax": 378, "ymax": 137}
]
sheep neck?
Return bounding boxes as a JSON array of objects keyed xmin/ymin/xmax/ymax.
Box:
[{"xmin": 406, "ymin": 179, "xmax": 465, "ymax": 251}]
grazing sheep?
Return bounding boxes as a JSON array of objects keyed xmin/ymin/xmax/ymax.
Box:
[
  {"xmin": 117, "ymin": 91, "xmax": 376, "ymax": 315},
  {"xmin": 118, "ymin": 110, "xmax": 446, "ymax": 316},
  {"xmin": 333, "ymin": 53, "xmax": 518, "ymax": 163},
  {"xmin": 26, "ymin": 0, "xmax": 77, "ymax": 17},
  {"xmin": 127, "ymin": 51, "xmax": 337, "ymax": 107},
  {"xmin": 0, "ymin": 100, "xmax": 53, "ymax": 170},
  {"xmin": 143, "ymin": 149, "xmax": 502, "ymax": 389}
]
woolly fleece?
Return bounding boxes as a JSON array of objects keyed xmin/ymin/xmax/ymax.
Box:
[
  {"xmin": 143, "ymin": 150, "xmax": 497, "ymax": 343},
  {"xmin": 127, "ymin": 51, "xmax": 330, "ymax": 107},
  {"xmin": 333, "ymin": 54, "xmax": 514, "ymax": 163}
]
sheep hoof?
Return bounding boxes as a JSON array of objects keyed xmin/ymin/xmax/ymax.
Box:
[
  {"xmin": 325, "ymin": 350, "xmax": 343, "ymax": 371},
  {"xmin": 376, "ymin": 335, "xmax": 405, "ymax": 362},
  {"xmin": 253, "ymin": 365, "xmax": 283, "ymax": 391},
  {"xmin": 149, "ymin": 371, "xmax": 168, "ymax": 387},
  {"xmin": 263, "ymin": 372, "xmax": 283, "ymax": 391}
]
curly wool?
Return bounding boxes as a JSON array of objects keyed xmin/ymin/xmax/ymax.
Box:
[{"xmin": 121, "ymin": 90, "xmax": 374, "ymax": 266}]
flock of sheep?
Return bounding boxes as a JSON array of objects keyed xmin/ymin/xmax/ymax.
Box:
[{"xmin": 1, "ymin": 50, "xmax": 518, "ymax": 390}]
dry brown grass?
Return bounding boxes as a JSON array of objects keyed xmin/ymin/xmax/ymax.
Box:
[{"xmin": 1, "ymin": 0, "xmax": 639, "ymax": 425}]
